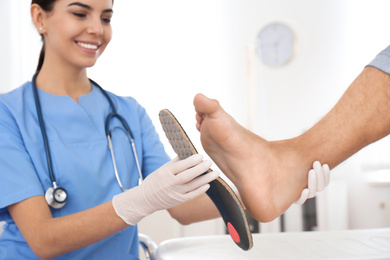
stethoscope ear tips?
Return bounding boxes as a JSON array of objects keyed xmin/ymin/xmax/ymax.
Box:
[{"xmin": 45, "ymin": 183, "xmax": 68, "ymax": 209}]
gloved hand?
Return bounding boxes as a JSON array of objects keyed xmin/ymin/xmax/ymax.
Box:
[
  {"xmin": 294, "ymin": 161, "xmax": 330, "ymax": 205},
  {"xmin": 112, "ymin": 154, "xmax": 219, "ymax": 225}
]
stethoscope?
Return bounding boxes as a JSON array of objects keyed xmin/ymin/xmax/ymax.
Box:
[{"xmin": 32, "ymin": 72, "xmax": 143, "ymax": 209}]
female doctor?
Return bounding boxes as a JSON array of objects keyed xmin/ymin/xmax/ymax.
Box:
[{"xmin": 0, "ymin": 0, "xmax": 221, "ymax": 259}]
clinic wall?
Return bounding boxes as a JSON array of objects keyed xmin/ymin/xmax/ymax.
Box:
[{"xmin": 2, "ymin": 0, "xmax": 390, "ymax": 243}]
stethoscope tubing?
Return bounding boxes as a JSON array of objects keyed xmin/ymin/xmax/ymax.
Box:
[
  {"xmin": 32, "ymin": 72, "xmax": 57, "ymax": 184},
  {"xmin": 93, "ymin": 80, "xmax": 143, "ymax": 186}
]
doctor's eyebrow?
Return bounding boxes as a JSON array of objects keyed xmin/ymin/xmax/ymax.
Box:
[{"xmin": 67, "ymin": 2, "xmax": 114, "ymax": 13}]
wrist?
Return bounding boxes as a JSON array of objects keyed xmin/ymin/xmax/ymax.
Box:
[{"xmin": 112, "ymin": 187, "xmax": 149, "ymax": 226}]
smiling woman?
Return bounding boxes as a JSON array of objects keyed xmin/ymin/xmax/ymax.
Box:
[
  {"xmin": 32, "ymin": 0, "xmax": 114, "ymax": 75},
  {"xmin": 0, "ymin": 0, "xmax": 220, "ymax": 259}
]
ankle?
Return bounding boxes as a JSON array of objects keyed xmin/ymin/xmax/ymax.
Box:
[{"xmin": 270, "ymin": 138, "xmax": 311, "ymax": 189}]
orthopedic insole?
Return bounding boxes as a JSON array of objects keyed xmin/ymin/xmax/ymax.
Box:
[{"xmin": 159, "ymin": 109, "xmax": 253, "ymax": 251}]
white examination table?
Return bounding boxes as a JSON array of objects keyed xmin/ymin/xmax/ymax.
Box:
[{"xmin": 154, "ymin": 228, "xmax": 390, "ymax": 259}]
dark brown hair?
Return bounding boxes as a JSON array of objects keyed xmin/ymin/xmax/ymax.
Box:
[{"xmin": 31, "ymin": 0, "xmax": 57, "ymax": 72}]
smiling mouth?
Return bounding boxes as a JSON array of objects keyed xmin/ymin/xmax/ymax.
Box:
[{"xmin": 76, "ymin": 41, "xmax": 99, "ymax": 50}]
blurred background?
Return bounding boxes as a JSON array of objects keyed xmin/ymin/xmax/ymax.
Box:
[{"xmin": 1, "ymin": 0, "xmax": 390, "ymax": 245}]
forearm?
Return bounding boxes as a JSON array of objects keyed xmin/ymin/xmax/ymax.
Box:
[
  {"xmin": 8, "ymin": 196, "xmax": 127, "ymax": 259},
  {"xmin": 168, "ymin": 193, "xmax": 220, "ymax": 225},
  {"xmin": 41, "ymin": 202, "xmax": 126, "ymax": 257},
  {"xmin": 294, "ymin": 66, "xmax": 390, "ymax": 169}
]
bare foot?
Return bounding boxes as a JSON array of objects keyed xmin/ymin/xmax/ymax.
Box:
[{"xmin": 193, "ymin": 93, "xmax": 310, "ymax": 222}]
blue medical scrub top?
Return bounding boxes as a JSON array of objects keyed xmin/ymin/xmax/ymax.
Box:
[{"xmin": 0, "ymin": 81, "xmax": 170, "ymax": 259}]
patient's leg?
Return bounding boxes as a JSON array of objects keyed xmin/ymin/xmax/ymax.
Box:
[{"xmin": 193, "ymin": 67, "xmax": 390, "ymax": 222}]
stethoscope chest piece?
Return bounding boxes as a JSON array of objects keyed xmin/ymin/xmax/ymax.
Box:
[{"xmin": 45, "ymin": 182, "xmax": 68, "ymax": 209}]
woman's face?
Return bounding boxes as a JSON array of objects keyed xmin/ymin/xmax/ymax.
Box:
[{"xmin": 42, "ymin": 0, "xmax": 113, "ymax": 69}]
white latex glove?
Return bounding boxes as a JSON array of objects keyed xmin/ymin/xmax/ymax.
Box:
[
  {"xmin": 294, "ymin": 161, "xmax": 330, "ymax": 205},
  {"xmin": 112, "ymin": 154, "xmax": 219, "ymax": 225}
]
